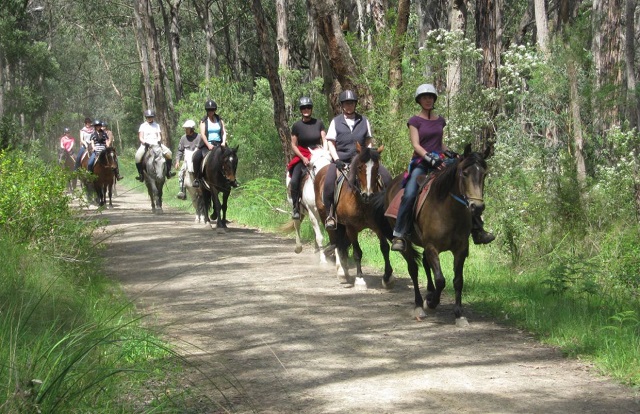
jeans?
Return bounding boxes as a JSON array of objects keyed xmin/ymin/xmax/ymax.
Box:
[
  {"xmin": 393, "ymin": 163, "xmax": 429, "ymax": 238},
  {"xmin": 75, "ymin": 146, "xmax": 86, "ymax": 170}
]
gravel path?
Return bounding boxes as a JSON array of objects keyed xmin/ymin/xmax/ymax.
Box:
[{"xmin": 97, "ymin": 187, "xmax": 639, "ymax": 413}]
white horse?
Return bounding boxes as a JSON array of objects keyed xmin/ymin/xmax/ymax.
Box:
[
  {"xmin": 286, "ymin": 146, "xmax": 332, "ymax": 263},
  {"xmin": 181, "ymin": 149, "xmax": 206, "ymax": 223}
]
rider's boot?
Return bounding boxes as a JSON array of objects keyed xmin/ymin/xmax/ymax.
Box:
[
  {"xmin": 165, "ymin": 160, "xmax": 176, "ymax": 178},
  {"xmin": 114, "ymin": 167, "xmax": 123, "ymax": 180},
  {"xmin": 471, "ymin": 213, "xmax": 495, "ymax": 245},
  {"xmin": 291, "ymin": 188, "xmax": 301, "ymax": 220},
  {"xmin": 324, "ymin": 204, "xmax": 337, "ymax": 231},
  {"xmin": 135, "ymin": 162, "xmax": 144, "ymax": 182}
]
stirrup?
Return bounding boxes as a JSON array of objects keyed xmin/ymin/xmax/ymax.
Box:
[
  {"xmin": 176, "ymin": 191, "xmax": 187, "ymax": 200},
  {"xmin": 292, "ymin": 210, "xmax": 301, "ymax": 220},
  {"xmin": 192, "ymin": 179, "xmax": 200, "ymax": 188},
  {"xmin": 136, "ymin": 175, "xmax": 144, "ymax": 182},
  {"xmin": 391, "ymin": 237, "xmax": 407, "ymax": 252},
  {"xmin": 325, "ymin": 216, "xmax": 337, "ymax": 231}
]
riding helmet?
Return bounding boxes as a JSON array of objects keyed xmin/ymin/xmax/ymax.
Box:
[
  {"xmin": 182, "ymin": 119, "xmax": 196, "ymax": 129},
  {"xmin": 414, "ymin": 83, "xmax": 438, "ymax": 103},
  {"xmin": 205, "ymin": 100, "xmax": 218, "ymax": 111},
  {"xmin": 339, "ymin": 90, "xmax": 358, "ymax": 103},
  {"xmin": 144, "ymin": 109, "xmax": 155, "ymax": 118},
  {"xmin": 299, "ymin": 97, "xmax": 313, "ymax": 108},
  {"xmin": 92, "ymin": 119, "xmax": 102, "ymax": 127},
  {"xmin": 63, "ymin": 127, "xmax": 70, "ymax": 133}
]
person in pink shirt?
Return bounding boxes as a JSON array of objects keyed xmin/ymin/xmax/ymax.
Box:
[{"xmin": 58, "ymin": 127, "xmax": 76, "ymax": 163}]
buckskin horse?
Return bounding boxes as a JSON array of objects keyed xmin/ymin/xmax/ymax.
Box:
[
  {"xmin": 285, "ymin": 146, "xmax": 332, "ymax": 263},
  {"xmin": 142, "ymin": 143, "xmax": 166, "ymax": 213},
  {"xmin": 315, "ymin": 142, "xmax": 392, "ymax": 288},
  {"xmin": 201, "ymin": 145, "xmax": 239, "ymax": 231},
  {"xmin": 381, "ymin": 144, "xmax": 491, "ymax": 323}
]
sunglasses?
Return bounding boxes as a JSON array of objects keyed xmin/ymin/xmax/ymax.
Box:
[{"xmin": 300, "ymin": 105, "xmax": 312, "ymax": 110}]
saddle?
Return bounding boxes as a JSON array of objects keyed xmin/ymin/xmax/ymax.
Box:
[{"xmin": 385, "ymin": 174, "xmax": 434, "ymax": 220}]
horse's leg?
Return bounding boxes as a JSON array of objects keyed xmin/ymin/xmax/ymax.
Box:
[
  {"xmin": 452, "ymin": 247, "xmax": 469, "ymax": 323},
  {"xmin": 157, "ymin": 182, "xmax": 163, "ymax": 213},
  {"xmin": 401, "ymin": 249, "xmax": 426, "ymax": 319},
  {"xmin": 221, "ymin": 190, "xmax": 229, "ymax": 225},
  {"xmin": 213, "ymin": 190, "xmax": 224, "ymax": 230},
  {"xmin": 307, "ymin": 209, "xmax": 326, "ymax": 263},
  {"xmin": 376, "ymin": 229, "xmax": 394, "ymax": 289},
  {"xmin": 422, "ymin": 250, "xmax": 436, "ymax": 306},
  {"xmin": 293, "ymin": 216, "xmax": 303, "ymax": 254},
  {"xmin": 333, "ymin": 225, "xmax": 350, "ymax": 284},
  {"xmin": 349, "ymin": 231, "xmax": 366, "ymax": 289},
  {"xmin": 107, "ymin": 182, "xmax": 113, "ymax": 208},
  {"xmin": 423, "ymin": 246, "xmax": 445, "ymax": 310}
]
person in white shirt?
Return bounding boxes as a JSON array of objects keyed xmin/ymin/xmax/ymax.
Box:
[{"xmin": 134, "ymin": 109, "xmax": 176, "ymax": 181}]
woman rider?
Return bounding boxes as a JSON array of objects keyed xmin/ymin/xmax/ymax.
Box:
[
  {"xmin": 192, "ymin": 99, "xmax": 227, "ymax": 187},
  {"xmin": 323, "ymin": 89, "xmax": 392, "ymax": 230},
  {"xmin": 390, "ymin": 84, "xmax": 494, "ymax": 252},
  {"xmin": 287, "ymin": 96, "xmax": 326, "ymax": 219}
]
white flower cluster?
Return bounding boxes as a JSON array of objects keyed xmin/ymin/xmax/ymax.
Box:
[{"xmin": 500, "ymin": 44, "xmax": 541, "ymax": 99}]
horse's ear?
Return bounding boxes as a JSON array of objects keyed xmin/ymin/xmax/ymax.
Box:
[
  {"xmin": 463, "ymin": 143, "xmax": 472, "ymax": 157},
  {"xmin": 483, "ymin": 142, "xmax": 493, "ymax": 160},
  {"xmin": 232, "ymin": 145, "xmax": 239, "ymax": 153},
  {"xmin": 355, "ymin": 141, "xmax": 362, "ymax": 153},
  {"xmin": 377, "ymin": 145, "xmax": 384, "ymax": 153}
]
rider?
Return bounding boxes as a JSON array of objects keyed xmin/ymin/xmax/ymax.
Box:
[
  {"xmin": 74, "ymin": 117, "xmax": 94, "ymax": 170},
  {"xmin": 192, "ymin": 99, "xmax": 227, "ymax": 188},
  {"xmin": 87, "ymin": 119, "xmax": 110, "ymax": 173},
  {"xmin": 58, "ymin": 127, "xmax": 75, "ymax": 163},
  {"xmin": 174, "ymin": 119, "xmax": 202, "ymax": 200},
  {"xmin": 134, "ymin": 109, "xmax": 176, "ymax": 182},
  {"xmin": 390, "ymin": 84, "xmax": 495, "ymax": 252},
  {"xmin": 322, "ymin": 89, "xmax": 392, "ymax": 230},
  {"xmin": 101, "ymin": 121, "xmax": 123, "ymax": 180},
  {"xmin": 287, "ymin": 96, "xmax": 326, "ymax": 220}
]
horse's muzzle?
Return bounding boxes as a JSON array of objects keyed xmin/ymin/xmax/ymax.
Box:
[{"xmin": 469, "ymin": 201, "xmax": 485, "ymax": 214}]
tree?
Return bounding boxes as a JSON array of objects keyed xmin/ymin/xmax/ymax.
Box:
[
  {"xmin": 275, "ymin": 0, "xmax": 290, "ymax": 69},
  {"xmin": 159, "ymin": 0, "xmax": 184, "ymax": 101},
  {"xmin": 388, "ymin": 0, "xmax": 410, "ymax": 114},
  {"xmin": 249, "ymin": 0, "xmax": 292, "ymax": 162}
]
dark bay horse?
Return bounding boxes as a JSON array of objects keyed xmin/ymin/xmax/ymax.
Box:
[
  {"xmin": 382, "ymin": 144, "xmax": 491, "ymax": 322},
  {"xmin": 315, "ymin": 142, "xmax": 393, "ymax": 288},
  {"xmin": 201, "ymin": 145, "xmax": 239, "ymax": 230},
  {"xmin": 142, "ymin": 143, "xmax": 166, "ymax": 213},
  {"xmin": 92, "ymin": 147, "xmax": 118, "ymax": 208}
]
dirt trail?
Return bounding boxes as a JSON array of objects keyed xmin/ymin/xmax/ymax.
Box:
[{"xmin": 97, "ymin": 188, "xmax": 638, "ymax": 413}]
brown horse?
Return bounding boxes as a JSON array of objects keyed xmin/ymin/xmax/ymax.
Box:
[
  {"xmin": 91, "ymin": 147, "xmax": 118, "ymax": 208},
  {"xmin": 382, "ymin": 144, "xmax": 491, "ymax": 322},
  {"xmin": 201, "ymin": 145, "xmax": 239, "ymax": 231},
  {"xmin": 315, "ymin": 142, "xmax": 392, "ymax": 288}
]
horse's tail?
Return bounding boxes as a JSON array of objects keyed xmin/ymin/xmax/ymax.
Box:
[
  {"xmin": 279, "ymin": 219, "xmax": 296, "ymax": 233},
  {"xmin": 370, "ymin": 190, "xmax": 394, "ymax": 241}
]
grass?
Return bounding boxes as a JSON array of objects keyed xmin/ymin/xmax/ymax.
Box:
[{"xmin": 116, "ymin": 152, "xmax": 640, "ymax": 388}]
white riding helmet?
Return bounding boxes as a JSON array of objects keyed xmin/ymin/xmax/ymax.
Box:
[
  {"xmin": 182, "ymin": 119, "xmax": 196, "ymax": 129},
  {"xmin": 415, "ymin": 83, "xmax": 438, "ymax": 103}
]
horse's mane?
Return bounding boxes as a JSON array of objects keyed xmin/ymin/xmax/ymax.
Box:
[
  {"xmin": 348, "ymin": 147, "xmax": 380, "ymax": 186},
  {"xmin": 97, "ymin": 147, "xmax": 115, "ymax": 162},
  {"xmin": 430, "ymin": 152, "xmax": 486, "ymax": 200}
]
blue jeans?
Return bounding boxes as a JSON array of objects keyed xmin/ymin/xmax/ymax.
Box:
[
  {"xmin": 75, "ymin": 146, "xmax": 86, "ymax": 170},
  {"xmin": 88, "ymin": 152, "xmax": 97, "ymax": 172},
  {"xmin": 393, "ymin": 163, "xmax": 429, "ymax": 238}
]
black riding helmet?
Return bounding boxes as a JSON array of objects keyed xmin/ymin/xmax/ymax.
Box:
[
  {"xmin": 339, "ymin": 90, "xmax": 358, "ymax": 103},
  {"xmin": 205, "ymin": 100, "xmax": 218, "ymax": 111},
  {"xmin": 92, "ymin": 119, "xmax": 102, "ymax": 127},
  {"xmin": 299, "ymin": 97, "xmax": 313, "ymax": 108}
]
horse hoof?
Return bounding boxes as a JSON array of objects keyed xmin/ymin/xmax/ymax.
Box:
[
  {"xmin": 337, "ymin": 274, "xmax": 349, "ymax": 284},
  {"xmin": 381, "ymin": 275, "xmax": 395, "ymax": 290},
  {"xmin": 414, "ymin": 307, "xmax": 427, "ymax": 320},
  {"xmin": 294, "ymin": 245, "xmax": 302, "ymax": 254},
  {"xmin": 354, "ymin": 277, "xmax": 366, "ymax": 290},
  {"xmin": 455, "ymin": 317, "xmax": 469, "ymax": 327},
  {"xmin": 216, "ymin": 227, "xmax": 226, "ymax": 234}
]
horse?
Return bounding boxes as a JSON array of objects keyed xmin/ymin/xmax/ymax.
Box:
[
  {"xmin": 91, "ymin": 147, "xmax": 118, "ymax": 208},
  {"xmin": 201, "ymin": 145, "xmax": 239, "ymax": 230},
  {"xmin": 182, "ymin": 149, "xmax": 206, "ymax": 223},
  {"xmin": 314, "ymin": 142, "xmax": 392, "ymax": 288},
  {"xmin": 59, "ymin": 150, "xmax": 77, "ymax": 192},
  {"xmin": 142, "ymin": 143, "xmax": 166, "ymax": 213},
  {"xmin": 285, "ymin": 146, "xmax": 332, "ymax": 263},
  {"xmin": 381, "ymin": 144, "xmax": 491, "ymax": 323}
]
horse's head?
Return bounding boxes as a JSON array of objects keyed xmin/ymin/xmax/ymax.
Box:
[
  {"xmin": 456, "ymin": 143, "xmax": 490, "ymax": 214},
  {"xmin": 350, "ymin": 142, "xmax": 384, "ymax": 203},
  {"xmin": 100, "ymin": 147, "xmax": 118, "ymax": 170},
  {"xmin": 144, "ymin": 143, "xmax": 166, "ymax": 180},
  {"xmin": 308, "ymin": 146, "xmax": 331, "ymax": 178},
  {"xmin": 221, "ymin": 145, "xmax": 239, "ymax": 188}
]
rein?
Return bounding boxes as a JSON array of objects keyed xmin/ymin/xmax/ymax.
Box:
[{"xmin": 450, "ymin": 160, "xmax": 485, "ymax": 209}]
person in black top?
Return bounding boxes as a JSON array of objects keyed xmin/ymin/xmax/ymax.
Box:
[
  {"xmin": 287, "ymin": 97, "xmax": 326, "ymax": 219},
  {"xmin": 87, "ymin": 120, "xmax": 110, "ymax": 173}
]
